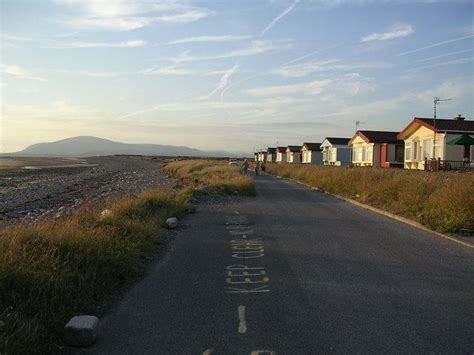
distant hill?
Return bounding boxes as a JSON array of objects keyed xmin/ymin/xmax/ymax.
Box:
[{"xmin": 6, "ymin": 136, "xmax": 239, "ymax": 158}]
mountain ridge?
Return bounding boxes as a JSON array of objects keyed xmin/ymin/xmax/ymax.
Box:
[{"xmin": 4, "ymin": 136, "xmax": 241, "ymax": 158}]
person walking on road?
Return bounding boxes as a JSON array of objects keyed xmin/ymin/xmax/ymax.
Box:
[
  {"xmin": 241, "ymin": 159, "xmax": 249, "ymax": 175},
  {"xmin": 255, "ymin": 161, "xmax": 260, "ymax": 175},
  {"xmin": 261, "ymin": 161, "xmax": 266, "ymax": 173}
]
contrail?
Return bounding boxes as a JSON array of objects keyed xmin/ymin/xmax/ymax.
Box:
[
  {"xmin": 396, "ymin": 34, "xmax": 473, "ymax": 57},
  {"xmin": 261, "ymin": 0, "xmax": 299, "ymax": 36},
  {"xmin": 203, "ymin": 63, "xmax": 239, "ymax": 100}
]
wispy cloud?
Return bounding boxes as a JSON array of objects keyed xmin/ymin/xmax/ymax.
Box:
[
  {"xmin": 246, "ymin": 73, "xmax": 374, "ymax": 99},
  {"xmin": 261, "ymin": 0, "xmax": 299, "ymax": 35},
  {"xmin": 156, "ymin": 9, "xmax": 209, "ymax": 23},
  {"xmin": 361, "ymin": 23, "xmax": 414, "ymax": 42},
  {"xmin": 414, "ymin": 48, "xmax": 473, "ymax": 63},
  {"xmin": 396, "ymin": 34, "xmax": 474, "ymax": 56},
  {"xmin": 50, "ymin": 39, "xmax": 146, "ymax": 48},
  {"xmin": 61, "ymin": 70, "xmax": 132, "ymax": 78},
  {"xmin": 246, "ymin": 79, "xmax": 332, "ymax": 97},
  {"xmin": 141, "ymin": 65, "xmax": 196, "ymax": 76},
  {"xmin": 274, "ymin": 59, "xmax": 385, "ymax": 77},
  {"xmin": 408, "ymin": 56, "xmax": 474, "ymax": 71},
  {"xmin": 172, "ymin": 40, "xmax": 284, "ymax": 63},
  {"xmin": 166, "ymin": 35, "xmax": 252, "ymax": 45},
  {"xmin": 2, "ymin": 65, "xmax": 45, "ymax": 81},
  {"xmin": 201, "ymin": 64, "xmax": 240, "ymax": 99},
  {"xmin": 56, "ymin": 0, "xmax": 211, "ymax": 31}
]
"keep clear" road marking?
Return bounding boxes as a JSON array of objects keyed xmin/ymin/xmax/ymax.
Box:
[
  {"xmin": 226, "ymin": 265, "xmax": 270, "ymax": 294},
  {"xmin": 224, "ymin": 215, "xmax": 270, "ymax": 294}
]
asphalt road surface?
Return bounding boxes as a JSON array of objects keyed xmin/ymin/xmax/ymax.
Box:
[{"xmin": 84, "ymin": 173, "xmax": 474, "ymax": 354}]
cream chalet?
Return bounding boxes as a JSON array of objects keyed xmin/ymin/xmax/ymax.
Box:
[
  {"xmin": 266, "ymin": 147, "xmax": 276, "ymax": 162},
  {"xmin": 321, "ymin": 137, "xmax": 351, "ymax": 166},
  {"xmin": 349, "ymin": 130, "xmax": 404, "ymax": 168},
  {"xmin": 301, "ymin": 143, "xmax": 322, "ymax": 164},
  {"xmin": 286, "ymin": 146, "xmax": 302, "ymax": 164},
  {"xmin": 275, "ymin": 146, "xmax": 288, "ymax": 163},
  {"xmin": 397, "ymin": 115, "xmax": 474, "ymax": 170}
]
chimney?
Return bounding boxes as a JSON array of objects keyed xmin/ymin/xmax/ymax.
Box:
[{"xmin": 454, "ymin": 114, "xmax": 465, "ymax": 121}]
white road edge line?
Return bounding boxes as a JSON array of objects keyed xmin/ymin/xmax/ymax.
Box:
[{"xmin": 238, "ymin": 305, "xmax": 247, "ymax": 334}]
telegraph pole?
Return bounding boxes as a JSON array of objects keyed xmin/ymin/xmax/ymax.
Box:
[{"xmin": 433, "ymin": 97, "xmax": 451, "ymax": 158}]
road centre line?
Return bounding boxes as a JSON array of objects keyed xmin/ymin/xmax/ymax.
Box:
[{"xmin": 238, "ymin": 305, "xmax": 247, "ymax": 334}]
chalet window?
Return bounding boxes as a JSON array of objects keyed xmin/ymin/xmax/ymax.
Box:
[
  {"xmin": 367, "ymin": 147, "xmax": 373, "ymax": 161},
  {"xmin": 412, "ymin": 141, "xmax": 420, "ymax": 161},
  {"xmin": 405, "ymin": 144, "xmax": 412, "ymax": 160},
  {"xmin": 395, "ymin": 145, "xmax": 404, "ymax": 162},
  {"xmin": 423, "ymin": 139, "xmax": 432, "ymax": 159},
  {"xmin": 361, "ymin": 147, "xmax": 367, "ymax": 161},
  {"xmin": 434, "ymin": 141, "xmax": 441, "ymax": 159}
]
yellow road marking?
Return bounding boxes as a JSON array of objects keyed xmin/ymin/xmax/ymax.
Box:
[
  {"xmin": 202, "ymin": 349, "xmax": 213, "ymax": 355},
  {"xmin": 238, "ymin": 305, "xmax": 247, "ymax": 334}
]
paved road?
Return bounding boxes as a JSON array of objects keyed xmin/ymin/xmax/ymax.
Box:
[{"xmin": 85, "ymin": 173, "xmax": 474, "ymax": 354}]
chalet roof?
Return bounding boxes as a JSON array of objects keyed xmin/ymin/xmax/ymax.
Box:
[
  {"xmin": 267, "ymin": 147, "xmax": 276, "ymax": 153},
  {"xmin": 276, "ymin": 146, "xmax": 287, "ymax": 153},
  {"xmin": 398, "ymin": 116, "xmax": 474, "ymax": 139},
  {"xmin": 324, "ymin": 137, "xmax": 350, "ymax": 146},
  {"xmin": 286, "ymin": 145, "xmax": 302, "ymax": 152},
  {"xmin": 302, "ymin": 143, "xmax": 322, "ymax": 151},
  {"xmin": 349, "ymin": 130, "xmax": 402, "ymax": 145}
]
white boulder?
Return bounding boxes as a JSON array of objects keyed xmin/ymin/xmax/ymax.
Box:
[
  {"xmin": 64, "ymin": 315, "xmax": 99, "ymax": 347},
  {"xmin": 166, "ymin": 217, "xmax": 178, "ymax": 229}
]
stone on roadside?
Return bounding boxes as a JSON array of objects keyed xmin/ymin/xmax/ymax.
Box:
[
  {"xmin": 64, "ymin": 315, "xmax": 99, "ymax": 347},
  {"xmin": 166, "ymin": 217, "xmax": 178, "ymax": 229},
  {"xmin": 100, "ymin": 209, "xmax": 113, "ymax": 220}
]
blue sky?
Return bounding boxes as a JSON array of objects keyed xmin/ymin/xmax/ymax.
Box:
[{"xmin": 1, "ymin": 0, "xmax": 473, "ymax": 153}]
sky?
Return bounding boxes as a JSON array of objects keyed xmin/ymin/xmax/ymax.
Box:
[{"xmin": 1, "ymin": 0, "xmax": 473, "ymax": 154}]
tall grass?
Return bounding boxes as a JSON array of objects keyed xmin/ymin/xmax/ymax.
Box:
[
  {"xmin": 265, "ymin": 164, "xmax": 474, "ymax": 234},
  {"xmin": 164, "ymin": 159, "xmax": 256, "ymax": 196},
  {"xmin": 0, "ymin": 190, "xmax": 187, "ymax": 354}
]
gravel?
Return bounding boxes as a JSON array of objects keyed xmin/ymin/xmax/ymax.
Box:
[{"xmin": 0, "ymin": 156, "xmax": 172, "ymax": 225}]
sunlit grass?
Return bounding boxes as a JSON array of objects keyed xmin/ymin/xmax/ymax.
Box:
[
  {"xmin": 265, "ymin": 163, "xmax": 474, "ymax": 234},
  {"xmin": 164, "ymin": 159, "xmax": 256, "ymax": 196},
  {"xmin": 0, "ymin": 190, "xmax": 187, "ymax": 354}
]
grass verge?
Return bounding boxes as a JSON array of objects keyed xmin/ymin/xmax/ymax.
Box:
[
  {"xmin": 0, "ymin": 190, "xmax": 188, "ymax": 354},
  {"xmin": 164, "ymin": 159, "xmax": 256, "ymax": 196},
  {"xmin": 0, "ymin": 159, "xmax": 256, "ymax": 354},
  {"xmin": 265, "ymin": 163, "xmax": 474, "ymax": 234}
]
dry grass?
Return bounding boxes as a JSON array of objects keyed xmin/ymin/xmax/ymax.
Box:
[
  {"xmin": 0, "ymin": 190, "xmax": 187, "ymax": 354},
  {"xmin": 164, "ymin": 159, "xmax": 256, "ymax": 196},
  {"xmin": 0, "ymin": 159, "xmax": 255, "ymax": 353},
  {"xmin": 265, "ymin": 164, "xmax": 474, "ymax": 234}
]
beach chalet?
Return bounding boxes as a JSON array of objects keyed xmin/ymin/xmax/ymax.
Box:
[
  {"xmin": 397, "ymin": 115, "xmax": 474, "ymax": 170},
  {"xmin": 286, "ymin": 146, "xmax": 302, "ymax": 164},
  {"xmin": 320, "ymin": 137, "xmax": 351, "ymax": 166},
  {"xmin": 275, "ymin": 146, "xmax": 288, "ymax": 163},
  {"xmin": 266, "ymin": 147, "xmax": 276, "ymax": 162},
  {"xmin": 257, "ymin": 151, "xmax": 267, "ymax": 162},
  {"xmin": 301, "ymin": 143, "xmax": 322, "ymax": 164},
  {"xmin": 349, "ymin": 130, "xmax": 404, "ymax": 168}
]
